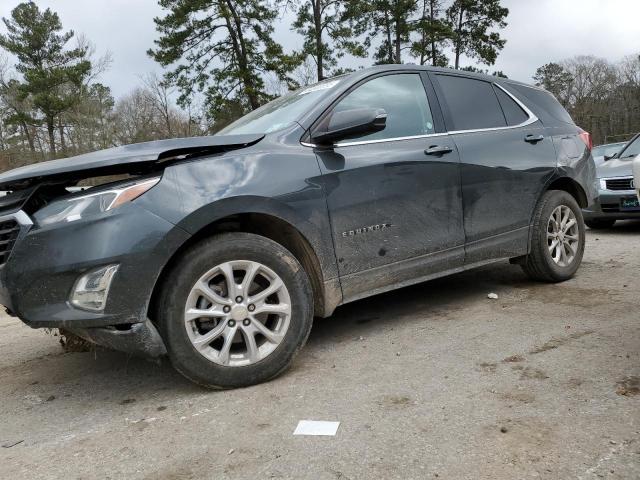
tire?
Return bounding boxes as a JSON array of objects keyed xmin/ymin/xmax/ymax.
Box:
[
  {"xmin": 521, "ymin": 190, "xmax": 586, "ymax": 283},
  {"xmin": 156, "ymin": 232, "xmax": 313, "ymax": 389},
  {"xmin": 585, "ymin": 218, "xmax": 616, "ymax": 229}
]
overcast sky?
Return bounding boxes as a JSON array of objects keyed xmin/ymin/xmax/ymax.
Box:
[{"xmin": 1, "ymin": 0, "xmax": 639, "ymax": 100}]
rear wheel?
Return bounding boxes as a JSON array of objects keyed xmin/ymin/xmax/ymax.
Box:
[
  {"xmin": 585, "ymin": 218, "xmax": 616, "ymax": 229},
  {"xmin": 156, "ymin": 233, "xmax": 313, "ymax": 389},
  {"xmin": 521, "ymin": 190, "xmax": 585, "ymax": 282}
]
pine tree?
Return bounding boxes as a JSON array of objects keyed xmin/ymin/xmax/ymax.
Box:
[
  {"xmin": 446, "ymin": 0, "xmax": 508, "ymax": 70},
  {"xmin": 149, "ymin": 0, "xmax": 299, "ymax": 126},
  {"xmin": 0, "ymin": 78, "xmax": 37, "ymax": 152},
  {"xmin": 411, "ymin": 0, "xmax": 451, "ymax": 66},
  {"xmin": 345, "ymin": 0, "xmax": 418, "ymax": 65},
  {"xmin": 533, "ymin": 62, "xmax": 573, "ymax": 106},
  {"xmin": 292, "ymin": 1, "xmax": 365, "ymax": 81},
  {"xmin": 0, "ymin": 2, "xmax": 91, "ymax": 155}
]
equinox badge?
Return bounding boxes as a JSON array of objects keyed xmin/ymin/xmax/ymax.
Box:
[{"xmin": 342, "ymin": 223, "xmax": 393, "ymax": 237}]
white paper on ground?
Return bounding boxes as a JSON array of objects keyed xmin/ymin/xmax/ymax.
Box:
[{"xmin": 293, "ymin": 420, "xmax": 340, "ymax": 436}]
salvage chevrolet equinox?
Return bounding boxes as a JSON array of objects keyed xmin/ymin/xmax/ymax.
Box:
[{"xmin": 0, "ymin": 66, "xmax": 596, "ymax": 388}]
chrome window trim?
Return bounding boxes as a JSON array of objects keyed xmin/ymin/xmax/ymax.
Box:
[
  {"xmin": 301, "ymin": 132, "xmax": 448, "ymax": 148},
  {"xmin": 301, "ymin": 81, "xmax": 539, "ymax": 149},
  {"xmin": 432, "ymin": 81, "xmax": 538, "ymax": 135}
]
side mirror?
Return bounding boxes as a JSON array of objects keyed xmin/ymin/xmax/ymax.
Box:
[{"xmin": 311, "ymin": 108, "xmax": 387, "ymax": 146}]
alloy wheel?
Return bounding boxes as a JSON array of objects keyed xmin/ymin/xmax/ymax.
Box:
[
  {"xmin": 184, "ymin": 260, "xmax": 291, "ymax": 367},
  {"xmin": 547, "ymin": 205, "xmax": 580, "ymax": 267}
]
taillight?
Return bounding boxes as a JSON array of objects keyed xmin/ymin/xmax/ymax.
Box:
[{"xmin": 578, "ymin": 130, "xmax": 592, "ymax": 151}]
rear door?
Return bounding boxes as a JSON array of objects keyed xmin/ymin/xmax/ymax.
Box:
[
  {"xmin": 430, "ymin": 73, "xmax": 557, "ymax": 264},
  {"xmin": 310, "ymin": 72, "xmax": 465, "ymax": 301}
]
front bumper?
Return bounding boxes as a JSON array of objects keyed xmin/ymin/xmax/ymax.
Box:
[
  {"xmin": 0, "ymin": 203, "xmax": 190, "ymax": 329},
  {"xmin": 582, "ymin": 189, "xmax": 640, "ymax": 220},
  {"xmin": 67, "ymin": 319, "xmax": 167, "ymax": 358}
]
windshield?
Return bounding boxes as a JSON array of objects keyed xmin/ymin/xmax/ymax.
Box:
[
  {"xmin": 592, "ymin": 143, "xmax": 624, "ymax": 158},
  {"xmin": 618, "ymin": 136, "xmax": 640, "ymax": 159},
  {"xmin": 218, "ymin": 77, "xmax": 344, "ymax": 135}
]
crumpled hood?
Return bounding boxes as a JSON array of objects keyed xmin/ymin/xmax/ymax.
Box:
[
  {"xmin": 596, "ymin": 155, "xmax": 636, "ymax": 179},
  {"xmin": 0, "ymin": 133, "xmax": 264, "ymax": 190}
]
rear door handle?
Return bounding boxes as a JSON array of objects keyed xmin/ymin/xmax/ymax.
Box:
[
  {"xmin": 524, "ymin": 134, "xmax": 544, "ymax": 143},
  {"xmin": 424, "ymin": 145, "xmax": 453, "ymax": 156}
]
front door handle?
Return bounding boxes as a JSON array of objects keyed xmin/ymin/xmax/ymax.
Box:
[
  {"xmin": 524, "ymin": 134, "xmax": 544, "ymax": 143},
  {"xmin": 425, "ymin": 145, "xmax": 453, "ymax": 156}
]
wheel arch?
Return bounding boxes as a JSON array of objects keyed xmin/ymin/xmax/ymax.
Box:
[
  {"xmin": 149, "ymin": 199, "xmax": 339, "ymax": 323},
  {"xmin": 543, "ymin": 176, "xmax": 588, "ymax": 208},
  {"xmin": 517, "ymin": 176, "xmax": 589, "ymax": 260}
]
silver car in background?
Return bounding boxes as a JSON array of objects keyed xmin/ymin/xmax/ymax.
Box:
[
  {"xmin": 583, "ymin": 133, "xmax": 640, "ymax": 229},
  {"xmin": 591, "ymin": 141, "xmax": 626, "ymax": 165}
]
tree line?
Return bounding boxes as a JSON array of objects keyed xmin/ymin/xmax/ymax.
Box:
[
  {"xmin": 0, "ymin": 0, "xmax": 637, "ymax": 171},
  {"xmin": 0, "ymin": 0, "xmax": 510, "ymax": 167},
  {"xmin": 148, "ymin": 0, "xmax": 509, "ymax": 125},
  {"xmin": 534, "ymin": 55, "xmax": 640, "ymax": 145}
]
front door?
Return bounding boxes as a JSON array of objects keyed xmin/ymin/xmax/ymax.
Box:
[{"xmin": 310, "ymin": 72, "xmax": 465, "ymax": 301}]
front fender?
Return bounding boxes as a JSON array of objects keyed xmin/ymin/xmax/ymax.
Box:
[
  {"xmin": 178, "ymin": 195, "xmax": 332, "ymax": 271},
  {"xmin": 138, "ymin": 147, "xmax": 339, "ymax": 284}
]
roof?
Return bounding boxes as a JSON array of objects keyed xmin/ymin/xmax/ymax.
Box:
[{"xmin": 344, "ymin": 64, "xmax": 539, "ymax": 90}]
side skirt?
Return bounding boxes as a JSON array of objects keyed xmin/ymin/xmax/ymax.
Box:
[
  {"xmin": 339, "ymin": 245, "xmax": 464, "ymax": 305},
  {"xmin": 335, "ymin": 226, "xmax": 530, "ymax": 310}
]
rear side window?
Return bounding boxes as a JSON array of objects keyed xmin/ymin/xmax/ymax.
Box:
[
  {"xmin": 494, "ymin": 87, "xmax": 529, "ymax": 126},
  {"xmin": 332, "ymin": 73, "xmax": 435, "ymax": 142},
  {"xmin": 435, "ymin": 75, "xmax": 506, "ymax": 131},
  {"xmin": 508, "ymin": 84, "xmax": 574, "ymax": 125}
]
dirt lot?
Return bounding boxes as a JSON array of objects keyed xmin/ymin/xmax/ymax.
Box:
[{"xmin": 1, "ymin": 223, "xmax": 639, "ymax": 480}]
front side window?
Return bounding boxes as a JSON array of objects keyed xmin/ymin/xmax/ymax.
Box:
[
  {"xmin": 331, "ymin": 74, "xmax": 435, "ymax": 142},
  {"xmin": 436, "ymin": 75, "xmax": 506, "ymax": 131}
]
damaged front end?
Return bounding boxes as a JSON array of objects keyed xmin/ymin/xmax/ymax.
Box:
[
  {"xmin": 0, "ymin": 134, "xmax": 263, "ymax": 358},
  {"xmin": 67, "ymin": 320, "xmax": 167, "ymax": 358}
]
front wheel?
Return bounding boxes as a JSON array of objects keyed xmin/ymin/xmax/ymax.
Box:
[
  {"xmin": 521, "ymin": 190, "xmax": 586, "ymax": 282},
  {"xmin": 156, "ymin": 232, "xmax": 314, "ymax": 389}
]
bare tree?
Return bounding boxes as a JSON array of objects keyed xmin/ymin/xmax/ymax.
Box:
[
  {"xmin": 535, "ymin": 54, "xmax": 640, "ymax": 144},
  {"xmin": 141, "ymin": 73, "xmax": 176, "ymax": 137}
]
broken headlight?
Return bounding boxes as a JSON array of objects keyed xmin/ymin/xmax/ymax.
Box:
[{"xmin": 33, "ymin": 177, "xmax": 160, "ymax": 227}]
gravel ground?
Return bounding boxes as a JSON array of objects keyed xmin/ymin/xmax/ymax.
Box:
[{"xmin": 0, "ymin": 222, "xmax": 639, "ymax": 480}]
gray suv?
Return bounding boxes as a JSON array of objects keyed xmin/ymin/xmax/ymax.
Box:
[{"xmin": 0, "ymin": 66, "xmax": 596, "ymax": 388}]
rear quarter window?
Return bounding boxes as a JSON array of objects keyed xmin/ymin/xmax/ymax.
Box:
[
  {"xmin": 506, "ymin": 83, "xmax": 574, "ymax": 125},
  {"xmin": 494, "ymin": 86, "xmax": 529, "ymax": 126}
]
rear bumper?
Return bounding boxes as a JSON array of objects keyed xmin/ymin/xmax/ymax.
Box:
[
  {"xmin": 582, "ymin": 190, "xmax": 640, "ymax": 220},
  {"xmin": 0, "ymin": 204, "xmax": 189, "ymax": 329}
]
